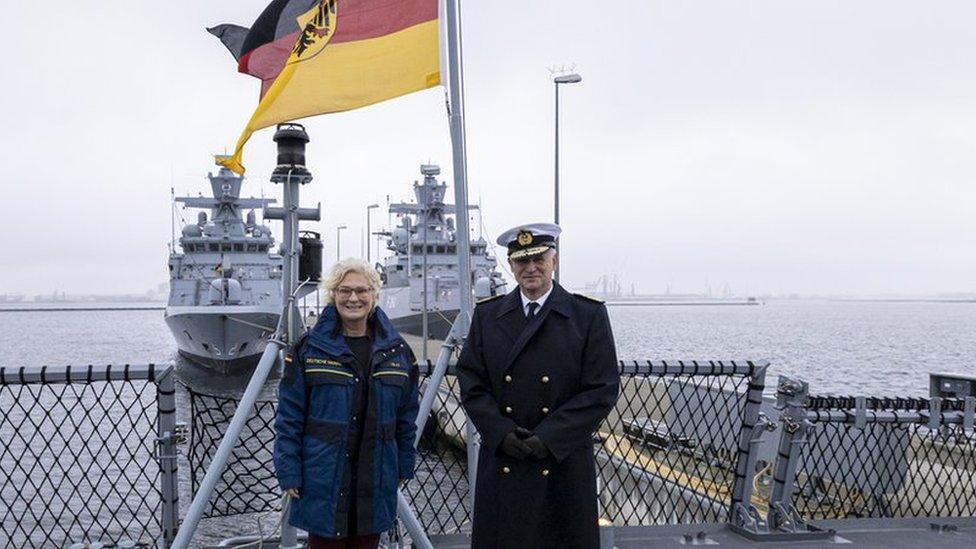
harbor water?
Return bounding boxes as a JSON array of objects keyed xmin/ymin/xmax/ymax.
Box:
[{"xmin": 3, "ymin": 299, "xmax": 974, "ymax": 396}]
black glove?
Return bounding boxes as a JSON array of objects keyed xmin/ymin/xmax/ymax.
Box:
[
  {"xmin": 515, "ymin": 427, "xmax": 550, "ymax": 459},
  {"xmin": 523, "ymin": 436, "xmax": 550, "ymax": 459},
  {"xmin": 501, "ymin": 431, "xmax": 532, "ymax": 459}
]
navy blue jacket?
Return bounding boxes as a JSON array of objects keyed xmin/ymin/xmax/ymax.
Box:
[{"xmin": 274, "ymin": 305, "xmax": 420, "ymax": 539}]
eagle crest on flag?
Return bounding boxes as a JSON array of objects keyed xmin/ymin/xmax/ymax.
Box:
[{"xmin": 293, "ymin": 0, "xmax": 337, "ymax": 59}]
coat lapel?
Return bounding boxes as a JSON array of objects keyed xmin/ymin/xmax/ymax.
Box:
[
  {"xmin": 500, "ymin": 284, "xmax": 571, "ymax": 373},
  {"xmin": 493, "ymin": 289, "xmax": 525, "ymax": 345}
]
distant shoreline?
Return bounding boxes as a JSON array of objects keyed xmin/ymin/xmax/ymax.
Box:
[
  {"xmin": 0, "ymin": 305, "xmax": 165, "ymax": 313},
  {"xmin": 828, "ymin": 298, "xmax": 976, "ymax": 304},
  {"xmin": 605, "ymin": 301, "xmax": 761, "ymax": 307}
]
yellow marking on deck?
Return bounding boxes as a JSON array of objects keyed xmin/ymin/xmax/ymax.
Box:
[{"xmin": 600, "ymin": 433, "xmax": 734, "ymax": 503}]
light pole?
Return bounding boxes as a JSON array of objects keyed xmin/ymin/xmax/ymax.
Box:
[
  {"xmin": 366, "ymin": 203, "xmax": 379, "ymax": 265},
  {"xmin": 336, "ymin": 224, "xmax": 347, "ymax": 261},
  {"xmin": 554, "ymin": 72, "xmax": 581, "ymax": 285}
]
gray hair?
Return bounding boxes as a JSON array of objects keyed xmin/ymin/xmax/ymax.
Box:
[{"xmin": 322, "ymin": 258, "xmax": 383, "ymax": 311}]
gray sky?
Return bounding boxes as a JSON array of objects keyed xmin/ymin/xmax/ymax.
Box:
[{"xmin": 2, "ymin": 1, "xmax": 975, "ymax": 296}]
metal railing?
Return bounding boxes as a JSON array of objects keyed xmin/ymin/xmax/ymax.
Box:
[
  {"xmin": 732, "ymin": 375, "xmax": 976, "ymax": 541},
  {"xmin": 185, "ymin": 360, "xmax": 770, "ymax": 537},
  {"xmin": 0, "ymin": 364, "xmax": 179, "ymax": 548},
  {"xmin": 596, "ymin": 361, "xmax": 769, "ymax": 526},
  {"xmin": 3, "ymin": 362, "xmax": 974, "ymax": 546},
  {"xmin": 187, "ymin": 386, "xmax": 280, "ymax": 518}
]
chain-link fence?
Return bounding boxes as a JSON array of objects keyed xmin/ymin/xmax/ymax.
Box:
[
  {"xmin": 0, "ymin": 364, "xmax": 178, "ymax": 548},
  {"xmin": 596, "ymin": 361, "xmax": 766, "ymax": 526},
  {"xmin": 187, "ymin": 386, "xmax": 280, "ymax": 518},
  {"xmin": 4, "ymin": 352, "xmax": 972, "ymax": 548},
  {"xmin": 792, "ymin": 394, "xmax": 976, "ymax": 520},
  {"xmin": 401, "ymin": 373, "xmax": 471, "ymax": 535},
  {"xmin": 184, "ymin": 361, "xmax": 768, "ymax": 537}
]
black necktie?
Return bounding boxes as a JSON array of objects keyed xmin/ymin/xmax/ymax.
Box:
[{"xmin": 526, "ymin": 302, "xmax": 539, "ymax": 320}]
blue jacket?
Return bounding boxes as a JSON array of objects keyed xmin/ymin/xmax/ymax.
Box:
[{"xmin": 274, "ymin": 305, "xmax": 419, "ymax": 539}]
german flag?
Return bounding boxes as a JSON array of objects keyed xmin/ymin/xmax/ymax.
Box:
[{"xmin": 211, "ymin": 0, "xmax": 441, "ymax": 174}]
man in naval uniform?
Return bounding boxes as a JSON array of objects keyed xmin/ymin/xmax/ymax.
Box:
[{"xmin": 458, "ymin": 223, "xmax": 620, "ymax": 549}]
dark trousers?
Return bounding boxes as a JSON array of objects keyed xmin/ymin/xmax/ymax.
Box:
[{"xmin": 308, "ymin": 533, "xmax": 380, "ymax": 549}]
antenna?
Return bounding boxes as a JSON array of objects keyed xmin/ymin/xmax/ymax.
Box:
[
  {"xmin": 170, "ymin": 166, "xmax": 176, "ymax": 254},
  {"xmin": 547, "ymin": 63, "xmax": 578, "ymax": 78},
  {"xmin": 477, "ymin": 190, "xmax": 484, "ymax": 240}
]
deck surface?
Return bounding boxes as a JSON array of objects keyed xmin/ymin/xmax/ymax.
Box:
[{"xmin": 429, "ymin": 516, "xmax": 976, "ymax": 548}]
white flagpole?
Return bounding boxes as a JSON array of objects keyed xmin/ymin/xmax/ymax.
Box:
[
  {"xmin": 445, "ymin": 0, "xmax": 474, "ymax": 324},
  {"xmin": 443, "ymin": 0, "xmax": 483, "ymax": 516}
]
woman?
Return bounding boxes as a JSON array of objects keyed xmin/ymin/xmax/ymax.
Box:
[{"xmin": 274, "ymin": 258, "xmax": 420, "ymax": 549}]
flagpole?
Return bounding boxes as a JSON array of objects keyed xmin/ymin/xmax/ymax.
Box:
[
  {"xmin": 445, "ymin": 0, "xmax": 473, "ymax": 322},
  {"xmin": 443, "ymin": 0, "xmax": 481, "ymax": 512}
]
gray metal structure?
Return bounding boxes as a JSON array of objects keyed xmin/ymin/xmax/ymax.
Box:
[
  {"xmin": 552, "ymin": 72, "xmax": 581, "ymax": 284},
  {"xmin": 377, "ymin": 164, "xmax": 506, "ymax": 340},
  {"xmin": 0, "ymin": 363, "xmax": 179, "ymax": 548},
  {"xmin": 165, "ymin": 158, "xmax": 285, "ymax": 373}
]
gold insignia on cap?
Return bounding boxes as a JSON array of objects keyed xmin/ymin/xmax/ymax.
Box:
[{"xmin": 517, "ymin": 231, "xmax": 533, "ymax": 246}]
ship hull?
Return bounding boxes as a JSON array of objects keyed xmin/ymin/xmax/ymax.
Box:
[
  {"xmin": 380, "ymin": 285, "xmax": 461, "ymax": 340},
  {"xmin": 391, "ymin": 309, "xmax": 459, "ymax": 340},
  {"xmin": 164, "ymin": 305, "xmax": 280, "ymax": 374}
]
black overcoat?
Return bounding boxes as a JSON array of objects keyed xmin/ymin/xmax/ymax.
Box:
[{"xmin": 457, "ymin": 283, "xmax": 620, "ymax": 549}]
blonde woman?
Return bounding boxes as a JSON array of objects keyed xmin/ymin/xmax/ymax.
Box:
[{"xmin": 274, "ymin": 258, "xmax": 419, "ymax": 549}]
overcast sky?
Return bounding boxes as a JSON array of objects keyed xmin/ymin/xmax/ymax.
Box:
[{"xmin": 2, "ymin": 1, "xmax": 975, "ymax": 296}]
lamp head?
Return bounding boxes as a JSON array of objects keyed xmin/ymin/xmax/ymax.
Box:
[{"xmin": 272, "ymin": 123, "xmax": 310, "ymax": 167}]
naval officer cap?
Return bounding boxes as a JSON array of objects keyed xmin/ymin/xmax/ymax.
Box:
[{"xmin": 496, "ymin": 223, "xmax": 562, "ymax": 260}]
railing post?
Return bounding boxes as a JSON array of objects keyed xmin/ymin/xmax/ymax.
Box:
[
  {"xmin": 155, "ymin": 365, "xmax": 180, "ymax": 548},
  {"xmin": 728, "ymin": 362, "xmax": 768, "ymax": 524},
  {"xmin": 730, "ymin": 375, "xmax": 834, "ymax": 542},
  {"xmin": 767, "ymin": 376, "xmax": 812, "ymax": 524}
]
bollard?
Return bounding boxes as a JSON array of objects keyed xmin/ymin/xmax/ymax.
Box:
[{"xmin": 599, "ymin": 518, "xmax": 614, "ymax": 549}]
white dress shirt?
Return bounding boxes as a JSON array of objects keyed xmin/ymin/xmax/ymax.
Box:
[{"xmin": 520, "ymin": 285, "xmax": 554, "ymax": 317}]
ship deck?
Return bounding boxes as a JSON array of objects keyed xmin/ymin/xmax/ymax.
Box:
[{"xmin": 429, "ymin": 516, "xmax": 976, "ymax": 548}]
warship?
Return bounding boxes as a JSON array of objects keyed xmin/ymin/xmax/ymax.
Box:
[
  {"xmin": 377, "ymin": 164, "xmax": 507, "ymax": 339},
  {"xmin": 164, "ymin": 157, "xmax": 285, "ymax": 373}
]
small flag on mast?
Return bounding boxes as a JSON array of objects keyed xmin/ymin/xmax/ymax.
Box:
[{"xmin": 211, "ymin": 0, "xmax": 441, "ymax": 174}]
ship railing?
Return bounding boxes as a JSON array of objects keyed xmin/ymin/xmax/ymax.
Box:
[
  {"xmin": 3, "ymin": 361, "xmax": 974, "ymax": 547},
  {"xmin": 730, "ymin": 375, "xmax": 976, "ymax": 541},
  {"xmin": 0, "ymin": 363, "xmax": 180, "ymax": 549},
  {"xmin": 182, "ymin": 359, "xmax": 771, "ymax": 541}
]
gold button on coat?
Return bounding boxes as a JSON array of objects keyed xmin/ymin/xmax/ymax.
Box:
[
  {"xmin": 502, "ymin": 466, "xmax": 511, "ymax": 474},
  {"xmin": 542, "ymin": 469, "xmax": 550, "ymax": 476},
  {"xmin": 505, "ymin": 406, "xmax": 513, "ymax": 414},
  {"xmin": 541, "ymin": 375, "xmax": 550, "ymax": 383},
  {"xmin": 504, "ymin": 375, "xmax": 512, "ymax": 383},
  {"xmin": 542, "ymin": 407, "xmax": 550, "ymax": 414}
]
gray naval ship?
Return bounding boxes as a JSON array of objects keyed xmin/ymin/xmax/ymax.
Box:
[
  {"xmin": 165, "ymin": 157, "xmax": 284, "ymax": 372},
  {"xmin": 378, "ymin": 164, "xmax": 507, "ymax": 339}
]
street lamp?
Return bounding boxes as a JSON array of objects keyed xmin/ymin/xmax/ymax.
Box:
[
  {"xmin": 336, "ymin": 224, "xmax": 347, "ymax": 261},
  {"xmin": 366, "ymin": 204, "xmax": 379, "ymax": 265},
  {"xmin": 553, "ymin": 72, "xmax": 582, "ymax": 284}
]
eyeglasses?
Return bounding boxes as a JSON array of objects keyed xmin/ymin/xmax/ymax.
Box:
[{"xmin": 334, "ymin": 286, "xmax": 373, "ymax": 299}]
